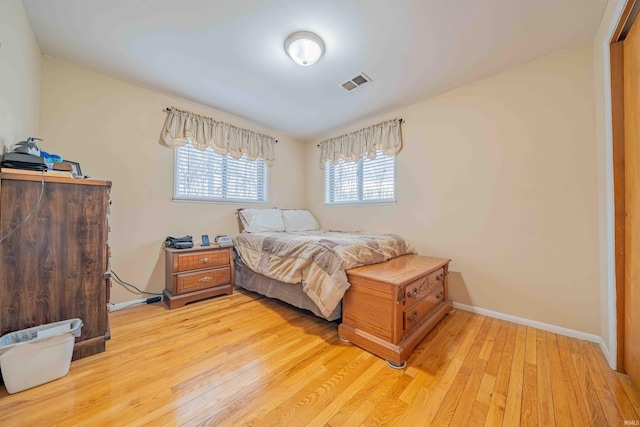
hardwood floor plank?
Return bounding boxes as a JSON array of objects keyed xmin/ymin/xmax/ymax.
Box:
[
  {"xmin": 396, "ymin": 313, "xmax": 486, "ymax": 426},
  {"xmin": 304, "ymin": 360, "xmax": 389, "ymax": 427},
  {"xmin": 360, "ymin": 373, "xmax": 412, "ymax": 426},
  {"xmin": 493, "ymin": 322, "xmax": 517, "ymax": 396},
  {"xmin": 448, "ymin": 317, "xmax": 492, "ymax": 426},
  {"xmin": 0, "ymin": 293, "xmax": 637, "ymax": 426},
  {"xmin": 556, "ymin": 333, "xmax": 595, "ymax": 426},
  {"xmin": 547, "ymin": 331, "xmax": 574, "ymax": 426},
  {"xmin": 536, "ymin": 326, "xmax": 556, "ymax": 427},
  {"xmin": 324, "ymin": 358, "xmax": 405, "ymax": 426},
  {"xmin": 486, "ymin": 320, "xmax": 509, "ymax": 377},
  {"xmin": 393, "ymin": 312, "xmax": 475, "ymax": 425},
  {"xmin": 398, "ymin": 310, "xmax": 470, "ymax": 403},
  {"xmin": 430, "ymin": 372, "xmax": 469, "ymax": 426},
  {"xmin": 618, "ymin": 374, "xmax": 640, "ymax": 419},
  {"xmin": 503, "ymin": 324, "xmax": 526, "ymax": 427},
  {"xmin": 449, "ymin": 356, "xmax": 488, "ymax": 426},
  {"xmin": 568, "ymin": 337, "xmax": 610, "ymax": 427},
  {"xmin": 576, "ymin": 341, "xmax": 621, "ymax": 427},
  {"xmin": 484, "ymin": 391, "xmax": 507, "ymax": 427},
  {"xmin": 587, "ymin": 343, "xmax": 640, "ymax": 422},
  {"xmin": 340, "ymin": 364, "xmax": 406, "ymax": 425},
  {"xmin": 521, "ymin": 327, "xmax": 538, "ymax": 427},
  {"xmin": 466, "ymin": 373, "xmax": 496, "ymax": 427},
  {"xmin": 479, "ymin": 317, "xmax": 500, "ymax": 361}
]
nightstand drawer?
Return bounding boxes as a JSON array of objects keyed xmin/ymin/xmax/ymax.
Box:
[
  {"xmin": 403, "ymin": 267, "xmax": 446, "ymax": 306},
  {"xmin": 176, "ymin": 267, "xmax": 231, "ymax": 295},
  {"xmin": 176, "ymin": 250, "xmax": 230, "ymax": 272},
  {"xmin": 403, "ymin": 285, "xmax": 445, "ymax": 333}
]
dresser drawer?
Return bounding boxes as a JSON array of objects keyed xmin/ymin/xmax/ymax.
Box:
[
  {"xmin": 403, "ymin": 285, "xmax": 445, "ymax": 333},
  {"xmin": 176, "ymin": 250, "xmax": 230, "ymax": 272},
  {"xmin": 403, "ymin": 267, "xmax": 446, "ymax": 306},
  {"xmin": 175, "ymin": 267, "xmax": 231, "ymax": 295}
]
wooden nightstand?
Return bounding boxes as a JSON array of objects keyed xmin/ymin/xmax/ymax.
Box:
[
  {"xmin": 338, "ymin": 255, "xmax": 452, "ymax": 368},
  {"xmin": 164, "ymin": 245, "xmax": 234, "ymax": 309}
]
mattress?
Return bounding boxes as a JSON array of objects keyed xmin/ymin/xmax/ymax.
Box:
[
  {"xmin": 234, "ymin": 230, "xmax": 415, "ymax": 317},
  {"xmin": 234, "ymin": 256, "xmax": 342, "ymax": 321}
]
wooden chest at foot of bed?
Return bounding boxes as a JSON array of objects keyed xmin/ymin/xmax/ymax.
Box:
[
  {"xmin": 164, "ymin": 245, "xmax": 234, "ymax": 309},
  {"xmin": 338, "ymin": 255, "xmax": 452, "ymax": 367}
]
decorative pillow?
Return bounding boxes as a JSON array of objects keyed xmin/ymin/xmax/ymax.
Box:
[
  {"xmin": 239, "ymin": 208, "xmax": 285, "ymax": 233},
  {"xmin": 282, "ymin": 209, "xmax": 320, "ymax": 232}
]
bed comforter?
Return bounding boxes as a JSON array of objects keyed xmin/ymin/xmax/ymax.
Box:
[{"xmin": 234, "ymin": 230, "xmax": 415, "ymax": 317}]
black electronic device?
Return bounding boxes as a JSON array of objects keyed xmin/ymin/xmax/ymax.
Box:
[
  {"xmin": 201, "ymin": 234, "xmax": 210, "ymax": 246},
  {"xmin": 1, "ymin": 152, "xmax": 47, "ymax": 171},
  {"xmin": 164, "ymin": 235, "xmax": 194, "ymax": 249}
]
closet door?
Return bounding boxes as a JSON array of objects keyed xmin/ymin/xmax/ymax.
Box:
[{"xmin": 624, "ymin": 9, "xmax": 640, "ymax": 389}]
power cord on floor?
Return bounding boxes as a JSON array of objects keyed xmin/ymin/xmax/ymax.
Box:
[{"xmin": 110, "ymin": 270, "xmax": 162, "ymax": 296}]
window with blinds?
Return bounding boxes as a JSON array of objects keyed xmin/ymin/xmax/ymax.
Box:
[
  {"xmin": 174, "ymin": 142, "xmax": 267, "ymax": 203},
  {"xmin": 324, "ymin": 150, "xmax": 396, "ymax": 205}
]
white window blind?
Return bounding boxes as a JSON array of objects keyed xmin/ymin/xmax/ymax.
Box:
[
  {"xmin": 324, "ymin": 150, "xmax": 396, "ymax": 205},
  {"xmin": 174, "ymin": 142, "xmax": 267, "ymax": 203}
]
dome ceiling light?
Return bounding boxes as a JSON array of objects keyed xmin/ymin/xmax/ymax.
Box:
[{"xmin": 284, "ymin": 31, "xmax": 325, "ymax": 66}]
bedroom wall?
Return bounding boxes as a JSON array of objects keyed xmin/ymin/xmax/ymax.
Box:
[
  {"xmin": 0, "ymin": 0, "xmax": 41, "ymax": 152},
  {"xmin": 305, "ymin": 44, "xmax": 601, "ymax": 336},
  {"xmin": 39, "ymin": 57, "xmax": 306, "ymax": 304}
]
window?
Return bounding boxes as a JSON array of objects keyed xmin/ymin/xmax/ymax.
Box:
[
  {"xmin": 324, "ymin": 150, "xmax": 396, "ymax": 205},
  {"xmin": 174, "ymin": 142, "xmax": 267, "ymax": 203}
]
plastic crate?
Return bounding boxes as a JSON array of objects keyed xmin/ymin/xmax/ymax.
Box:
[{"xmin": 0, "ymin": 318, "xmax": 83, "ymax": 394}]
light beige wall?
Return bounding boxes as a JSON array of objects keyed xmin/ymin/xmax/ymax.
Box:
[
  {"xmin": 39, "ymin": 57, "xmax": 306, "ymax": 304},
  {"xmin": 306, "ymin": 44, "xmax": 600, "ymax": 335},
  {"xmin": 0, "ymin": 0, "xmax": 41, "ymax": 151}
]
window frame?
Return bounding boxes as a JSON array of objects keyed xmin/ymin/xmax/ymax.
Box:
[
  {"xmin": 173, "ymin": 143, "xmax": 268, "ymax": 204},
  {"xmin": 324, "ymin": 150, "xmax": 397, "ymax": 206}
]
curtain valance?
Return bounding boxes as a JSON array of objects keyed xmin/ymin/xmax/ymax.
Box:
[
  {"xmin": 161, "ymin": 107, "xmax": 276, "ymax": 166},
  {"xmin": 318, "ymin": 118, "xmax": 402, "ymax": 169}
]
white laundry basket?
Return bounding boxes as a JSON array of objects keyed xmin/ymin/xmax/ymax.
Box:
[{"xmin": 0, "ymin": 318, "xmax": 83, "ymax": 394}]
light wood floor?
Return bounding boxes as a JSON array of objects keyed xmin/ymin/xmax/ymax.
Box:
[{"xmin": 0, "ymin": 290, "xmax": 638, "ymax": 426}]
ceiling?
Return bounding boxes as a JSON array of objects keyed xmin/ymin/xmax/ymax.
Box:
[{"xmin": 22, "ymin": 0, "xmax": 608, "ymax": 142}]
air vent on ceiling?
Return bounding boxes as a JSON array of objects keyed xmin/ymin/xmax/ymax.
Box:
[{"xmin": 340, "ymin": 73, "xmax": 372, "ymax": 92}]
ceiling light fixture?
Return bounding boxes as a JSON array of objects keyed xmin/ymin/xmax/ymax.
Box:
[{"xmin": 284, "ymin": 31, "xmax": 325, "ymax": 66}]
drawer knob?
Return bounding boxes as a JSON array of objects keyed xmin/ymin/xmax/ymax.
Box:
[
  {"xmin": 407, "ymin": 311, "xmax": 419, "ymax": 323},
  {"xmin": 199, "ymin": 276, "xmax": 213, "ymax": 283},
  {"xmin": 201, "ymin": 257, "xmax": 210, "ymax": 263},
  {"xmin": 407, "ymin": 288, "xmax": 419, "ymax": 298},
  {"xmin": 436, "ymin": 274, "xmax": 444, "ymax": 281},
  {"xmin": 436, "ymin": 292, "xmax": 444, "ymax": 300}
]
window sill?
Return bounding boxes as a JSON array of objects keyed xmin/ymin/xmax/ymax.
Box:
[{"xmin": 324, "ymin": 200, "xmax": 397, "ymax": 207}]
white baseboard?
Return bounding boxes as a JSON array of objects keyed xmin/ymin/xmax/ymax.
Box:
[
  {"xmin": 597, "ymin": 336, "xmax": 615, "ymax": 369},
  {"xmin": 452, "ymin": 302, "xmax": 607, "ymax": 353},
  {"xmin": 109, "ymin": 296, "xmax": 163, "ymax": 312}
]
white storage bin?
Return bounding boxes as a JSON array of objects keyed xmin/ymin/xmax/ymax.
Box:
[{"xmin": 0, "ymin": 318, "xmax": 83, "ymax": 394}]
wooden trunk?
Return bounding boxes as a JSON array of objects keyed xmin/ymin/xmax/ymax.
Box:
[
  {"xmin": 0, "ymin": 172, "xmax": 111, "ymax": 361},
  {"xmin": 338, "ymin": 255, "xmax": 452, "ymax": 366}
]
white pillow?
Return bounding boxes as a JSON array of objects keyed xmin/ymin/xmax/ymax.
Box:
[
  {"xmin": 239, "ymin": 208, "xmax": 285, "ymax": 233},
  {"xmin": 282, "ymin": 209, "xmax": 319, "ymax": 232}
]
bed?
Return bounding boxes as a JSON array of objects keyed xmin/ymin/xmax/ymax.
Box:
[{"xmin": 233, "ymin": 208, "xmax": 415, "ymax": 321}]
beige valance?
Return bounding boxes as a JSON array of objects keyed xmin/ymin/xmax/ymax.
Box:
[
  {"xmin": 318, "ymin": 118, "xmax": 403, "ymax": 169},
  {"xmin": 161, "ymin": 107, "xmax": 276, "ymax": 166}
]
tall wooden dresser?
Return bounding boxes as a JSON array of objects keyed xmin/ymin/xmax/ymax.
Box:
[{"xmin": 0, "ymin": 172, "xmax": 112, "ymax": 360}]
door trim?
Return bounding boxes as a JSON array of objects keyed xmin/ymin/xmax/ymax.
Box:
[{"xmin": 611, "ymin": 0, "xmax": 639, "ymax": 372}]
